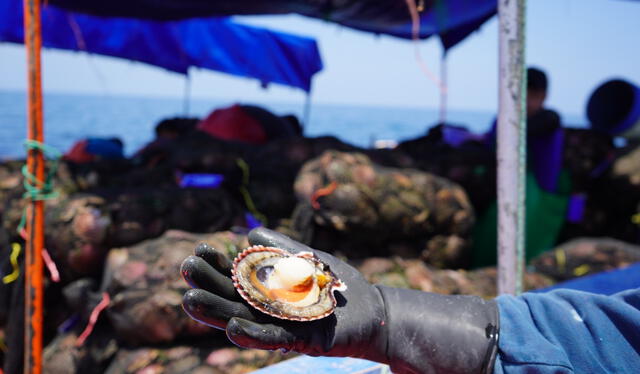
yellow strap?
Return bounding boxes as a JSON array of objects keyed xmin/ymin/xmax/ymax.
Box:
[
  {"xmin": 554, "ymin": 248, "xmax": 566, "ymax": 273},
  {"xmin": 3, "ymin": 243, "xmax": 22, "ymax": 284},
  {"xmin": 573, "ymin": 264, "xmax": 591, "ymax": 277}
]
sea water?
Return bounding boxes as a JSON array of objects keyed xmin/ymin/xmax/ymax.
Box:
[{"xmin": 0, "ymin": 90, "xmax": 585, "ymax": 160}]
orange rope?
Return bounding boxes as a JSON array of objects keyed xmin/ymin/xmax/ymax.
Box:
[
  {"xmin": 66, "ymin": 13, "xmax": 87, "ymax": 51},
  {"xmin": 23, "ymin": 0, "xmax": 45, "ymax": 371},
  {"xmin": 41, "ymin": 248, "xmax": 60, "ymax": 282},
  {"xmin": 75, "ymin": 292, "xmax": 110, "ymax": 346},
  {"xmin": 310, "ymin": 181, "xmax": 338, "ymax": 210},
  {"xmin": 404, "ymin": 0, "xmax": 448, "ymax": 95}
]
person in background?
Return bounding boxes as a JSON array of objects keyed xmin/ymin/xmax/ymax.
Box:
[
  {"xmin": 63, "ymin": 137, "xmax": 125, "ymax": 163},
  {"xmin": 180, "ymin": 228, "xmax": 640, "ymax": 374},
  {"xmin": 473, "ymin": 67, "xmax": 571, "ymax": 267},
  {"xmin": 196, "ymin": 104, "xmax": 300, "ymax": 145},
  {"xmin": 526, "ymin": 67, "xmax": 546, "ymax": 114},
  {"xmin": 485, "ymin": 67, "xmax": 563, "ymax": 189},
  {"xmin": 525, "ymin": 68, "xmax": 565, "ymax": 192}
]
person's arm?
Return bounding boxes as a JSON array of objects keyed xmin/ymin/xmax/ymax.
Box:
[
  {"xmin": 181, "ymin": 228, "xmax": 499, "ymax": 374},
  {"xmin": 494, "ymin": 288, "xmax": 640, "ymax": 373}
]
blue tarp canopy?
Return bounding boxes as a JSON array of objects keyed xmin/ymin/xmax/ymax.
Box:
[
  {"xmin": 46, "ymin": 0, "xmax": 497, "ymax": 50},
  {"xmin": 0, "ymin": 0, "xmax": 323, "ymax": 92}
]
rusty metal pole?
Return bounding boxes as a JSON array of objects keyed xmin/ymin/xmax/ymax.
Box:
[
  {"xmin": 23, "ymin": 0, "xmax": 45, "ymax": 372},
  {"xmin": 497, "ymin": 0, "xmax": 527, "ymax": 295}
]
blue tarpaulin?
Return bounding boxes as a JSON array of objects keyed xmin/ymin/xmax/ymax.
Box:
[
  {"xmin": 0, "ymin": 0, "xmax": 323, "ymax": 91},
  {"xmin": 535, "ymin": 262, "xmax": 640, "ymax": 296},
  {"xmin": 253, "ymin": 356, "xmax": 390, "ymax": 374},
  {"xmin": 332, "ymin": 0, "xmax": 497, "ymax": 50},
  {"xmin": 46, "ymin": 0, "xmax": 497, "ymax": 50}
]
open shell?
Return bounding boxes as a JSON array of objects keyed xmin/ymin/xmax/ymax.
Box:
[{"xmin": 231, "ymin": 245, "xmax": 346, "ymax": 321}]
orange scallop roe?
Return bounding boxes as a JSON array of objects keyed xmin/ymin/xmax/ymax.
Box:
[{"xmin": 250, "ymin": 270, "xmax": 314, "ymax": 303}]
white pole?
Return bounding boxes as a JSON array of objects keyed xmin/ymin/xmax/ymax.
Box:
[
  {"xmin": 439, "ymin": 50, "xmax": 448, "ymax": 125},
  {"xmin": 303, "ymin": 92, "xmax": 312, "ymax": 130},
  {"xmin": 497, "ymin": 0, "xmax": 527, "ymax": 295},
  {"xmin": 183, "ymin": 70, "xmax": 191, "ymax": 115}
]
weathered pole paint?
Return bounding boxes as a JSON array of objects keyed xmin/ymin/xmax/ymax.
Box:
[
  {"xmin": 497, "ymin": 0, "xmax": 527, "ymax": 295},
  {"xmin": 23, "ymin": 0, "xmax": 45, "ymax": 372}
]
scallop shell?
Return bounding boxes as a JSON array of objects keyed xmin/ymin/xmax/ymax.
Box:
[{"xmin": 231, "ymin": 245, "xmax": 346, "ymax": 321}]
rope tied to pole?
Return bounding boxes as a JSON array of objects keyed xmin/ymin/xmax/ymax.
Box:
[
  {"xmin": 12, "ymin": 140, "xmax": 63, "ymax": 288},
  {"xmin": 20, "ymin": 139, "xmax": 61, "ymax": 202},
  {"xmin": 17, "ymin": 139, "xmax": 60, "ymax": 235}
]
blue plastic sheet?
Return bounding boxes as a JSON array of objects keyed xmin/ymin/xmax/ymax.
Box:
[
  {"xmin": 535, "ymin": 262, "xmax": 640, "ymax": 296},
  {"xmin": 178, "ymin": 173, "xmax": 225, "ymax": 188},
  {"xmin": 46, "ymin": 0, "xmax": 496, "ymax": 49},
  {"xmin": 252, "ymin": 356, "xmax": 390, "ymax": 374},
  {"xmin": 332, "ymin": 0, "xmax": 497, "ymax": 50},
  {"xmin": 0, "ymin": 0, "xmax": 322, "ymax": 91}
]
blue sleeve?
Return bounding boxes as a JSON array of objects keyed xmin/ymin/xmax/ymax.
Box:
[{"xmin": 493, "ymin": 288, "xmax": 640, "ymax": 373}]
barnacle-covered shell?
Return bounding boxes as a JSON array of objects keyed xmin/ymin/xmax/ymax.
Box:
[{"xmin": 231, "ymin": 245, "xmax": 346, "ymax": 321}]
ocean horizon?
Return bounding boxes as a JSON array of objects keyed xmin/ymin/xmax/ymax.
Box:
[{"xmin": 0, "ymin": 90, "xmax": 587, "ymax": 160}]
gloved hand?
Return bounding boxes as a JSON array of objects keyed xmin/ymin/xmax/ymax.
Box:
[{"xmin": 181, "ymin": 228, "xmax": 499, "ymax": 374}]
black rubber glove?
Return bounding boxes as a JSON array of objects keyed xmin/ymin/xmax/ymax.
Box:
[{"xmin": 181, "ymin": 228, "xmax": 499, "ymax": 374}]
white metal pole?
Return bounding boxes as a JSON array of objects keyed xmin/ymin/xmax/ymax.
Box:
[
  {"xmin": 183, "ymin": 70, "xmax": 191, "ymax": 115},
  {"xmin": 497, "ymin": 0, "xmax": 527, "ymax": 295},
  {"xmin": 439, "ymin": 50, "xmax": 448, "ymax": 125},
  {"xmin": 303, "ymin": 92, "xmax": 312, "ymax": 130}
]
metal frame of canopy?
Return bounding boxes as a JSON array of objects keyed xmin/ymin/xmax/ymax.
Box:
[
  {"xmin": 18, "ymin": 0, "xmax": 527, "ymax": 372},
  {"xmin": 496, "ymin": 0, "xmax": 526, "ymax": 295}
]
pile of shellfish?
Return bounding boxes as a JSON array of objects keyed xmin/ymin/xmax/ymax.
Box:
[{"xmin": 232, "ymin": 246, "xmax": 346, "ymax": 321}]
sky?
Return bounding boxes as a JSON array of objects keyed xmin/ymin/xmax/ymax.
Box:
[{"xmin": 1, "ymin": 0, "xmax": 639, "ymax": 116}]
